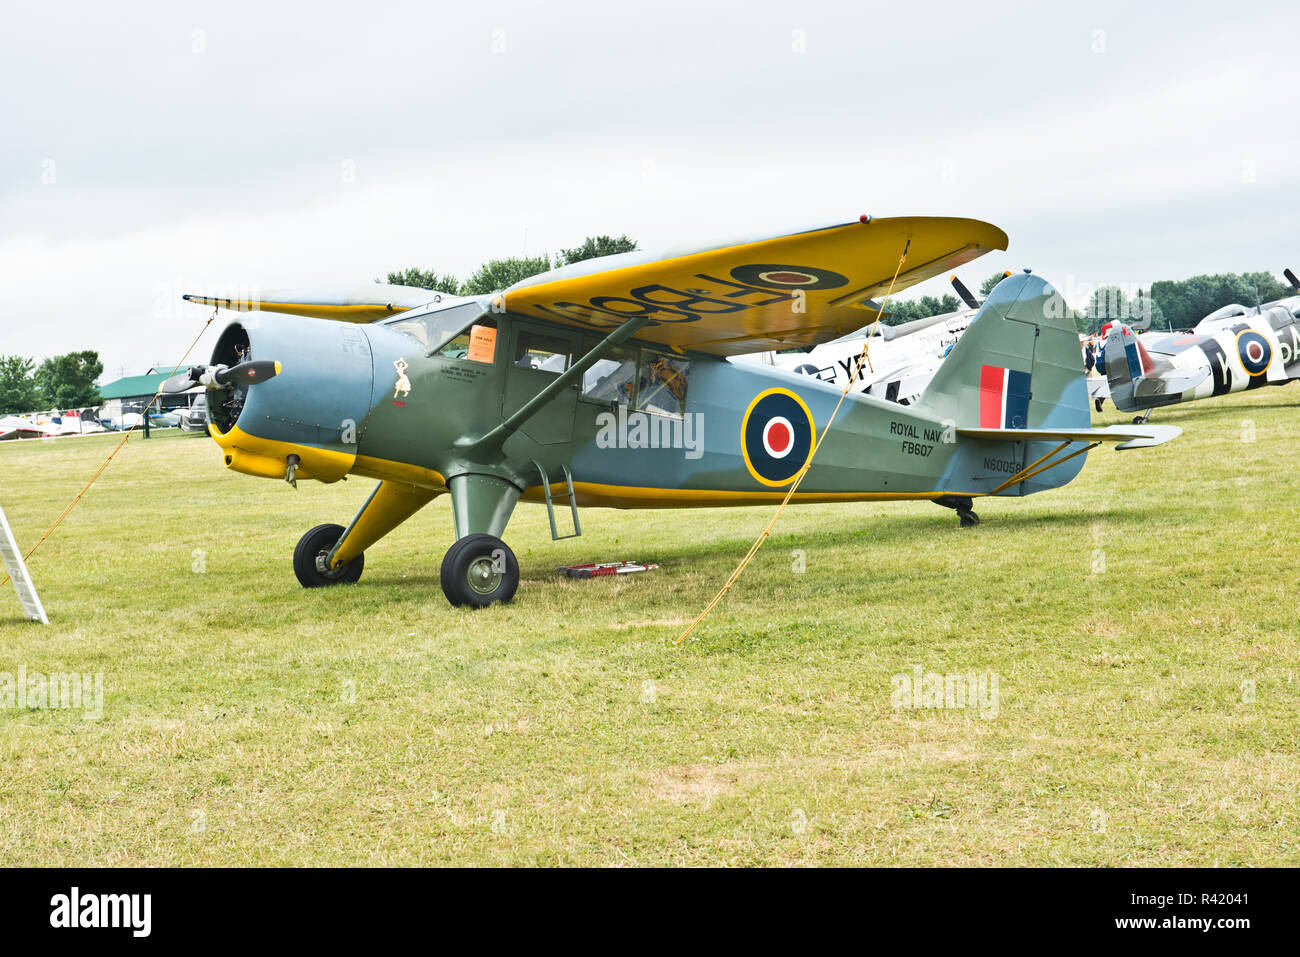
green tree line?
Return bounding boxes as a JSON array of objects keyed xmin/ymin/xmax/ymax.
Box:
[
  {"xmin": 383, "ymin": 234, "xmax": 639, "ymax": 296},
  {"xmin": 1075, "ymin": 272, "xmax": 1294, "ymax": 334},
  {"xmin": 0, "ymin": 352, "xmax": 103, "ymax": 416},
  {"xmin": 883, "ymin": 270, "xmax": 1296, "ymax": 334}
]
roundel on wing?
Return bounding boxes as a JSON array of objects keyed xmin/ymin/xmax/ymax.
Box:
[
  {"xmin": 730, "ymin": 264, "xmax": 850, "ymax": 291},
  {"xmin": 1236, "ymin": 329, "xmax": 1271, "ymax": 376},
  {"xmin": 741, "ymin": 388, "xmax": 816, "ymax": 487}
]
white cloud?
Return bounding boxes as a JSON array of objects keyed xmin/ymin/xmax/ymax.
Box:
[{"xmin": 1, "ymin": 0, "xmax": 1297, "ymax": 377}]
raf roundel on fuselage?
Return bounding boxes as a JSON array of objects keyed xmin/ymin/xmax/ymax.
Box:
[{"xmin": 740, "ymin": 387, "xmax": 816, "ymax": 487}]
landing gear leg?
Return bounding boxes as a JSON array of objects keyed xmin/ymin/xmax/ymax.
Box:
[
  {"xmin": 441, "ymin": 473, "xmax": 523, "ymax": 608},
  {"xmin": 934, "ymin": 495, "xmax": 980, "ymax": 528},
  {"xmin": 1132, "ymin": 408, "xmax": 1152, "ymax": 424},
  {"xmin": 293, "ymin": 481, "xmax": 440, "ymax": 589}
]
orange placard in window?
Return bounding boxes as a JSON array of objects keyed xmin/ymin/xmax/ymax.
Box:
[{"xmin": 467, "ymin": 325, "xmax": 497, "ymax": 363}]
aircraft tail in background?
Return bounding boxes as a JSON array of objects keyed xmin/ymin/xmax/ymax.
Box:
[{"xmin": 1103, "ymin": 323, "xmax": 1208, "ymax": 412}]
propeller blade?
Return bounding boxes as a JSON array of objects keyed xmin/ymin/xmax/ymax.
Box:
[
  {"xmin": 1284, "ymin": 268, "xmax": 1299, "ymax": 292},
  {"xmin": 950, "ymin": 274, "xmax": 980, "ymax": 310},
  {"xmin": 213, "ymin": 360, "xmax": 281, "ymax": 387},
  {"xmin": 161, "ymin": 366, "xmax": 206, "ymax": 394}
]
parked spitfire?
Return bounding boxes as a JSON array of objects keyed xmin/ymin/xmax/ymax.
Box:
[
  {"xmin": 1101, "ymin": 268, "xmax": 1300, "ymax": 420},
  {"xmin": 172, "ymin": 216, "xmax": 1177, "ymax": 608}
]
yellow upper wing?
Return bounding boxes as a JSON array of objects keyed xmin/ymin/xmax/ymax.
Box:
[{"xmin": 496, "ymin": 216, "xmax": 1007, "ymax": 355}]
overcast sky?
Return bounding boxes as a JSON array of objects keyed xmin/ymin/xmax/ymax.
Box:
[{"xmin": 2, "ymin": 0, "xmax": 1296, "ymax": 380}]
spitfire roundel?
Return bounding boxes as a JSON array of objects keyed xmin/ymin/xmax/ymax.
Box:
[
  {"xmin": 741, "ymin": 388, "xmax": 816, "ymax": 487},
  {"xmin": 1236, "ymin": 329, "xmax": 1271, "ymax": 376}
]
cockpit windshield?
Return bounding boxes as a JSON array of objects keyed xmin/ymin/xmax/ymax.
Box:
[{"xmin": 383, "ymin": 300, "xmax": 486, "ymax": 353}]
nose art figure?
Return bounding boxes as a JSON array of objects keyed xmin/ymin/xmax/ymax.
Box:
[{"xmin": 393, "ymin": 358, "xmax": 412, "ymax": 399}]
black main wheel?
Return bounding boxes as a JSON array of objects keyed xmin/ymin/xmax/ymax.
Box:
[
  {"xmin": 293, "ymin": 523, "xmax": 364, "ymax": 587},
  {"xmin": 440, "ymin": 534, "xmax": 519, "ymax": 608},
  {"xmin": 957, "ymin": 508, "xmax": 980, "ymax": 528}
]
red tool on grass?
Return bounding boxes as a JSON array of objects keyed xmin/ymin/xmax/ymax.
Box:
[{"xmin": 557, "ymin": 561, "xmax": 660, "ymax": 579}]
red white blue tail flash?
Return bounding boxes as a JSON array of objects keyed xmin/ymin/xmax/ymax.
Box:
[{"xmin": 979, "ymin": 365, "xmax": 1031, "ymax": 429}]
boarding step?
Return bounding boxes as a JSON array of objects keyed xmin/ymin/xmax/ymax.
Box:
[{"xmin": 533, "ymin": 460, "xmax": 581, "ymax": 541}]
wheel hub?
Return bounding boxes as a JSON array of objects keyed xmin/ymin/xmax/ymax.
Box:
[
  {"xmin": 315, "ymin": 550, "xmax": 344, "ymax": 578},
  {"xmin": 466, "ymin": 555, "xmax": 502, "ymax": 595}
]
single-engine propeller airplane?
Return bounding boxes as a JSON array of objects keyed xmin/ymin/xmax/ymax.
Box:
[
  {"xmin": 1100, "ymin": 268, "xmax": 1300, "ymax": 421},
  {"xmin": 174, "ymin": 216, "xmax": 1178, "ymax": 608}
]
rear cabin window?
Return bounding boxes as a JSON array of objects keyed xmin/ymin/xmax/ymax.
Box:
[{"xmin": 635, "ymin": 350, "xmax": 690, "ymax": 417}]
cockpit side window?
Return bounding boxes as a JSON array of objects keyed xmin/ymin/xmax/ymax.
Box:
[
  {"xmin": 514, "ymin": 331, "xmax": 572, "ymax": 373},
  {"xmin": 435, "ymin": 316, "xmax": 498, "ymax": 362},
  {"xmin": 384, "ymin": 301, "xmax": 486, "ymax": 354}
]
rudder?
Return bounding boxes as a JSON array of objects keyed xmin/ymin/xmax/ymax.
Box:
[{"xmin": 1102, "ymin": 322, "xmax": 1148, "ymax": 412}]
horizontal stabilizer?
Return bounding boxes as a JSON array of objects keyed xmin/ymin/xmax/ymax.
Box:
[
  {"xmin": 957, "ymin": 424, "xmax": 1181, "ymax": 450},
  {"xmin": 1087, "ymin": 377, "xmax": 1110, "ymax": 400},
  {"xmin": 1134, "ymin": 368, "xmax": 1209, "ymax": 397}
]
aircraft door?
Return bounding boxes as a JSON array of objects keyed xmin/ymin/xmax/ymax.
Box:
[{"xmin": 502, "ymin": 322, "xmax": 578, "ymax": 444}]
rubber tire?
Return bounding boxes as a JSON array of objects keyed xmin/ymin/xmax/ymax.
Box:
[
  {"xmin": 957, "ymin": 509, "xmax": 980, "ymax": 528},
  {"xmin": 294, "ymin": 523, "xmax": 364, "ymax": 587},
  {"xmin": 440, "ymin": 534, "xmax": 519, "ymax": 608},
  {"xmin": 1094, "ymin": 398, "xmax": 1105, "ymax": 412}
]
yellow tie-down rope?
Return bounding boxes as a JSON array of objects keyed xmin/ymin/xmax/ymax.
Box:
[
  {"xmin": 676, "ymin": 240, "xmax": 911, "ymax": 646},
  {"xmin": 1, "ymin": 313, "xmax": 217, "ymax": 589}
]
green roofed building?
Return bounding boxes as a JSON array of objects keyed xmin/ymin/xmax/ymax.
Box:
[
  {"xmin": 97, "ymin": 368, "xmax": 200, "ymax": 424},
  {"xmin": 98, "ymin": 372, "xmax": 174, "ymax": 402}
]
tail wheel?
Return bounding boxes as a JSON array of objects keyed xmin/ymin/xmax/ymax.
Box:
[
  {"xmin": 440, "ymin": 534, "xmax": 519, "ymax": 608},
  {"xmin": 294, "ymin": 523, "xmax": 364, "ymax": 587}
]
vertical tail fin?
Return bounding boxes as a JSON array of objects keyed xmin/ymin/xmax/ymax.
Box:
[
  {"xmin": 1102, "ymin": 322, "xmax": 1151, "ymax": 412},
  {"xmin": 916, "ymin": 272, "xmax": 1089, "ymax": 430},
  {"xmin": 1102, "ymin": 322, "xmax": 1207, "ymax": 411}
]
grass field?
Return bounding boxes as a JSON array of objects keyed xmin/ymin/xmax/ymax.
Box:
[{"xmin": 1, "ymin": 388, "xmax": 1298, "ymax": 866}]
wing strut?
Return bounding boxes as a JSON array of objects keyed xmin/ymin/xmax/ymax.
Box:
[{"xmin": 460, "ymin": 314, "xmax": 652, "ymax": 458}]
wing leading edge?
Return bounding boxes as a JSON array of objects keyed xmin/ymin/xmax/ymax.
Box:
[{"xmin": 182, "ymin": 284, "xmax": 455, "ymax": 323}]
